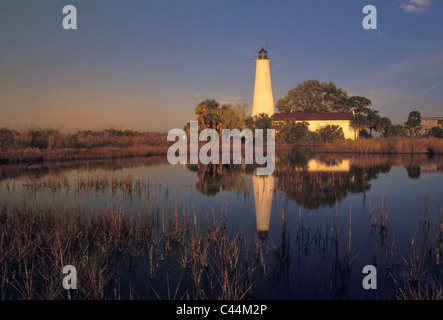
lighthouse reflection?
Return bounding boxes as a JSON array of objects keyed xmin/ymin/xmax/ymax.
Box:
[{"xmin": 252, "ymin": 173, "xmax": 274, "ymax": 241}]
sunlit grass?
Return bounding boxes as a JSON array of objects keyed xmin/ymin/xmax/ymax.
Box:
[{"xmin": 323, "ymin": 137, "xmax": 443, "ymax": 155}]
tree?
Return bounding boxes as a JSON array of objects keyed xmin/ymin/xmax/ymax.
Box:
[
  {"xmin": 253, "ymin": 113, "xmax": 273, "ymax": 130},
  {"xmin": 383, "ymin": 124, "xmax": 407, "ymax": 137},
  {"xmin": 28, "ymin": 130, "xmax": 49, "ymax": 149},
  {"xmin": 365, "ymin": 109, "xmax": 381, "ymax": 136},
  {"xmin": 428, "ymin": 127, "xmax": 443, "ymax": 138},
  {"xmin": 220, "ymin": 103, "xmax": 249, "ymax": 130},
  {"xmin": 316, "ymin": 125, "xmax": 344, "ymax": 143},
  {"xmin": 0, "ymin": 128, "xmax": 15, "ymax": 150},
  {"xmin": 280, "ymin": 120, "xmax": 310, "ymax": 144},
  {"xmin": 375, "ymin": 117, "xmax": 392, "ymax": 135},
  {"xmin": 348, "ymin": 96, "xmax": 393, "ymax": 137},
  {"xmin": 405, "ymin": 111, "xmax": 422, "ymax": 136},
  {"xmin": 276, "ymin": 80, "xmax": 350, "ymax": 113},
  {"xmin": 350, "ymin": 103, "xmax": 390, "ymax": 137},
  {"xmin": 244, "ymin": 117, "xmax": 254, "ymax": 131},
  {"xmin": 183, "ymin": 121, "xmax": 191, "ymax": 135},
  {"xmin": 347, "ymin": 96, "xmax": 372, "ymax": 114},
  {"xmin": 252, "ymin": 113, "xmax": 273, "ymax": 139},
  {"xmin": 359, "ymin": 129, "xmax": 373, "ymax": 138},
  {"xmin": 194, "ymin": 99, "xmax": 249, "ymax": 132},
  {"xmin": 350, "ymin": 113, "xmax": 367, "ymax": 133},
  {"xmin": 194, "ymin": 99, "xmax": 222, "ymax": 130}
]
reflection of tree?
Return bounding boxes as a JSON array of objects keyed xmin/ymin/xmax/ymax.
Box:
[
  {"xmin": 406, "ymin": 166, "xmax": 421, "ymax": 179},
  {"xmin": 275, "ymin": 170, "xmax": 356, "ymax": 209},
  {"xmin": 274, "ymin": 152, "xmax": 393, "ymax": 210},
  {"xmin": 184, "ymin": 152, "xmax": 441, "ymax": 210},
  {"xmin": 186, "ymin": 163, "xmax": 247, "ymax": 196},
  {"xmin": 278, "ymin": 149, "xmax": 312, "ymax": 168},
  {"xmin": 315, "ymin": 156, "xmax": 343, "ymax": 167}
]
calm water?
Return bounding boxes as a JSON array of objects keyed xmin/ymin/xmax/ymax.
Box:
[{"xmin": 1, "ymin": 151, "xmax": 442, "ymax": 300}]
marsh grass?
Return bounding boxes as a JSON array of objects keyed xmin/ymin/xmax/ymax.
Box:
[
  {"xmin": 19, "ymin": 170, "xmax": 155, "ymax": 197},
  {"xmin": 2, "ymin": 196, "xmax": 443, "ymax": 300},
  {"xmin": 0, "ymin": 146, "xmax": 170, "ymax": 164},
  {"xmin": 0, "ymin": 198, "xmax": 259, "ymax": 300},
  {"xmin": 0, "ymin": 128, "xmax": 171, "ymax": 163},
  {"xmin": 389, "ymin": 197, "xmax": 443, "ymax": 300},
  {"xmin": 369, "ymin": 195, "xmax": 390, "ymax": 240},
  {"xmin": 2, "ymin": 162, "xmax": 443, "ymax": 300},
  {"xmin": 324, "ymin": 137, "xmax": 443, "ymax": 155}
]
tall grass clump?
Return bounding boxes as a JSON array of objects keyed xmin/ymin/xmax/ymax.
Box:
[{"xmin": 391, "ymin": 199, "xmax": 443, "ymax": 300}]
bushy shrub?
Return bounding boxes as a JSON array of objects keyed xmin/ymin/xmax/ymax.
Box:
[
  {"xmin": 316, "ymin": 125, "xmax": 344, "ymax": 142},
  {"xmin": 0, "ymin": 128, "xmax": 15, "ymax": 151},
  {"xmin": 383, "ymin": 124, "xmax": 408, "ymax": 138},
  {"xmin": 428, "ymin": 127, "xmax": 443, "ymax": 138},
  {"xmin": 280, "ymin": 120, "xmax": 310, "ymax": 144},
  {"xmin": 28, "ymin": 130, "xmax": 49, "ymax": 149}
]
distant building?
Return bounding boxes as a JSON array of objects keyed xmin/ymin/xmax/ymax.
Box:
[
  {"xmin": 272, "ymin": 112, "xmax": 359, "ymax": 140},
  {"xmin": 421, "ymin": 117, "xmax": 443, "ymax": 134}
]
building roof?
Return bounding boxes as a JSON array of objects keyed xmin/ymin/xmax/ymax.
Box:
[
  {"xmin": 421, "ymin": 117, "xmax": 443, "ymax": 120},
  {"xmin": 272, "ymin": 112, "xmax": 354, "ymax": 121},
  {"xmin": 257, "ymin": 47, "xmax": 268, "ymax": 60},
  {"xmin": 258, "ymin": 47, "xmax": 267, "ymax": 54}
]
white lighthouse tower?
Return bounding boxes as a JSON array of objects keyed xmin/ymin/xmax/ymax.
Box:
[{"xmin": 252, "ymin": 47, "xmax": 275, "ymax": 117}]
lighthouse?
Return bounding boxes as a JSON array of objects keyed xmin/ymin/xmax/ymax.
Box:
[{"xmin": 252, "ymin": 47, "xmax": 275, "ymax": 117}]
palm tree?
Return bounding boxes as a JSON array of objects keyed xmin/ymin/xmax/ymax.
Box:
[
  {"xmin": 376, "ymin": 117, "xmax": 392, "ymax": 135},
  {"xmin": 194, "ymin": 99, "xmax": 220, "ymax": 130}
]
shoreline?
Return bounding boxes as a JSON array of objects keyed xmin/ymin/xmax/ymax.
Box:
[
  {"xmin": 0, "ymin": 146, "xmax": 170, "ymax": 164},
  {"xmin": 0, "ymin": 137, "xmax": 442, "ymax": 164}
]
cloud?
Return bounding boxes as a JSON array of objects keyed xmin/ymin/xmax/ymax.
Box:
[
  {"xmin": 371, "ymin": 53, "xmax": 443, "ymax": 81},
  {"xmin": 193, "ymin": 93, "xmax": 244, "ymax": 104},
  {"xmin": 401, "ymin": 0, "xmax": 432, "ymax": 13},
  {"xmin": 361, "ymin": 88, "xmax": 410, "ymax": 106},
  {"xmin": 421, "ymin": 82, "xmax": 443, "ymax": 95}
]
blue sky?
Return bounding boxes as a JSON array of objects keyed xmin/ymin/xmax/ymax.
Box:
[{"xmin": 0, "ymin": 0, "xmax": 442, "ymax": 132}]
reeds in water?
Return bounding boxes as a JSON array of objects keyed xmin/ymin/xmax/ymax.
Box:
[{"xmin": 0, "ymin": 201, "xmax": 258, "ymax": 300}]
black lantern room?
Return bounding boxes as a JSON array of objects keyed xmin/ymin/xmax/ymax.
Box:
[{"xmin": 257, "ymin": 47, "xmax": 268, "ymax": 60}]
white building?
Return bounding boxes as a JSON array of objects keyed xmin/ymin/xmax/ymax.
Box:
[{"xmin": 272, "ymin": 112, "xmax": 359, "ymax": 140}]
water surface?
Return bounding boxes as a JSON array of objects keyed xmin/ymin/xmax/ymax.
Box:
[{"xmin": 1, "ymin": 151, "xmax": 442, "ymax": 299}]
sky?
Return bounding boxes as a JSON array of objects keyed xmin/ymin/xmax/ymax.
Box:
[{"xmin": 0, "ymin": 0, "xmax": 442, "ymax": 132}]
